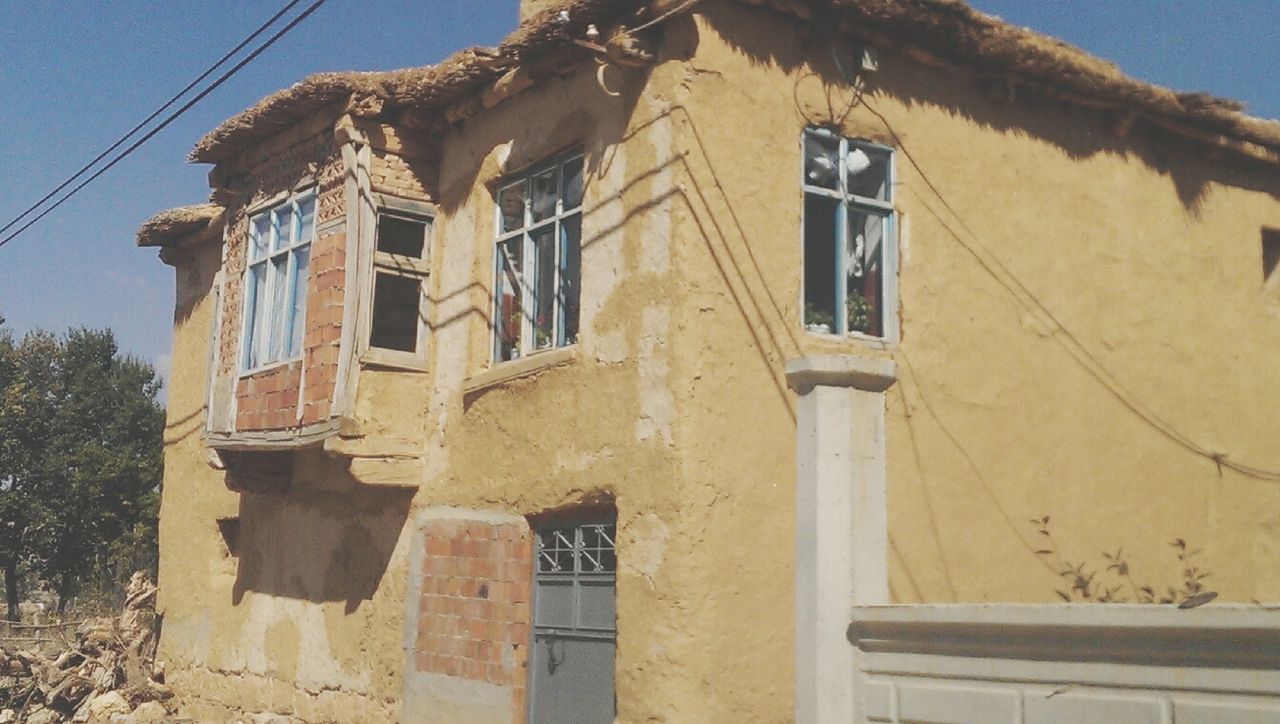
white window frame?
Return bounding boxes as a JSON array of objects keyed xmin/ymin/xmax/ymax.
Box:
[
  {"xmin": 364, "ymin": 197, "xmax": 433, "ymax": 369},
  {"xmin": 492, "ymin": 152, "xmax": 584, "ymax": 363},
  {"xmin": 240, "ymin": 187, "xmax": 315, "ymax": 374},
  {"xmin": 801, "ymin": 128, "xmax": 899, "ymax": 343}
]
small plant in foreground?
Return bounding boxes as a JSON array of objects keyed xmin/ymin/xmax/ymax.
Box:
[{"xmin": 1031, "ymin": 516, "xmax": 1217, "ymax": 607}]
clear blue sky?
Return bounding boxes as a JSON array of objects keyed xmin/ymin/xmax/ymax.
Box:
[{"xmin": 0, "ymin": 1, "xmax": 1275, "ymax": 390}]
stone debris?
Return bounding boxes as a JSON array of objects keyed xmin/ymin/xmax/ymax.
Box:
[{"xmin": 0, "ymin": 573, "xmax": 171, "ymax": 723}]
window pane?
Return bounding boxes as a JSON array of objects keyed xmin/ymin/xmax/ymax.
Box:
[
  {"xmin": 495, "ymin": 238, "xmax": 523, "ymax": 361},
  {"xmin": 251, "ymin": 215, "xmax": 270, "ymax": 262},
  {"xmin": 296, "ymin": 194, "xmax": 316, "ymax": 243},
  {"xmin": 803, "ymin": 193, "xmax": 839, "ymax": 332},
  {"xmin": 847, "ymin": 209, "xmax": 886, "ymax": 336},
  {"xmin": 532, "ymin": 227, "xmax": 556, "ymax": 351},
  {"xmin": 244, "ymin": 262, "xmax": 266, "ymax": 368},
  {"xmin": 847, "ymin": 145, "xmax": 892, "ymax": 202},
  {"xmin": 497, "ymin": 182, "xmax": 526, "ymax": 233},
  {"xmin": 272, "ymin": 208, "xmax": 291, "ymax": 251},
  {"xmin": 376, "ymin": 214, "xmax": 426, "ymax": 258},
  {"xmin": 370, "ymin": 272, "xmax": 420, "ymax": 353},
  {"xmin": 268, "ymin": 256, "xmax": 289, "ymax": 361},
  {"xmin": 530, "ymin": 168, "xmax": 560, "ymax": 223},
  {"xmin": 804, "ymin": 132, "xmax": 840, "ymax": 189},
  {"xmin": 560, "ymin": 214, "xmax": 581, "ymax": 346},
  {"xmin": 563, "ymin": 156, "xmax": 584, "ymax": 210},
  {"xmin": 287, "ymin": 245, "xmax": 310, "ymax": 357}
]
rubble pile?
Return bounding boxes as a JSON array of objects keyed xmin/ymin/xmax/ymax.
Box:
[{"xmin": 0, "ymin": 573, "xmax": 171, "ymax": 723}]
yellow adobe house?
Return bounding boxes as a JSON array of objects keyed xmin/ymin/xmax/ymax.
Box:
[{"xmin": 139, "ymin": 0, "xmax": 1280, "ymax": 721}]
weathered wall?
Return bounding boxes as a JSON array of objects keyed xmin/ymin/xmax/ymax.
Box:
[
  {"xmin": 672, "ymin": 1, "xmax": 1280, "ymax": 608},
  {"xmin": 157, "ymin": 138, "xmax": 416, "ymax": 719},
  {"xmin": 418, "ymin": 53, "xmax": 721, "ymax": 721},
  {"xmin": 156, "ymin": 1, "xmax": 1280, "ymax": 721}
]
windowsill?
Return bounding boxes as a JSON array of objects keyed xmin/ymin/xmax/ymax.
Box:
[
  {"xmin": 361, "ymin": 347, "xmax": 429, "ymax": 373},
  {"xmin": 803, "ymin": 326, "xmax": 895, "ymax": 350},
  {"xmin": 464, "ymin": 345, "xmax": 577, "ymax": 394},
  {"xmin": 238, "ymin": 355, "xmax": 303, "ymax": 379}
]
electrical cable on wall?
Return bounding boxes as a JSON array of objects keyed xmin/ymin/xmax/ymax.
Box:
[
  {"xmin": 0, "ymin": 0, "xmax": 327, "ymax": 252},
  {"xmin": 826, "ymin": 55, "xmax": 1280, "ymax": 481}
]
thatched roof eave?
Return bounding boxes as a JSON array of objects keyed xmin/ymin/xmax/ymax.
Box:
[
  {"xmin": 190, "ymin": 0, "xmax": 638, "ymax": 164},
  {"xmin": 136, "ymin": 204, "xmax": 224, "ymax": 248},
  {"xmin": 189, "ymin": 0, "xmax": 1280, "ymax": 166}
]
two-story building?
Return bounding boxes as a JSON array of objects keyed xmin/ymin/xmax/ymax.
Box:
[{"xmin": 140, "ymin": 0, "xmax": 1280, "ymax": 721}]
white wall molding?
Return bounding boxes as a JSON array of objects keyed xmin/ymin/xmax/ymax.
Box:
[{"xmin": 849, "ymin": 604, "xmax": 1280, "ymax": 722}]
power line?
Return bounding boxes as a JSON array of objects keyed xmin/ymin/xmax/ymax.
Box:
[
  {"xmin": 0, "ymin": 0, "xmax": 327, "ymax": 252},
  {"xmin": 0, "ymin": 0, "xmax": 307, "ymax": 239}
]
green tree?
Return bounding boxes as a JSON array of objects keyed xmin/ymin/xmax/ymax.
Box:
[
  {"xmin": 0, "ymin": 326, "xmax": 163, "ymax": 617},
  {"xmin": 36, "ymin": 329, "xmax": 164, "ymax": 612},
  {"xmin": 0, "ymin": 329, "xmax": 59, "ymax": 620}
]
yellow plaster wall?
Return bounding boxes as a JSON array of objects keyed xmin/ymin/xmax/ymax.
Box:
[
  {"xmin": 157, "ymin": 210, "xmax": 416, "ymax": 722},
  {"xmin": 424, "ymin": 56, "xmax": 746, "ymax": 721},
  {"xmin": 674, "ymin": 1, "xmax": 1280, "ymax": 608}
]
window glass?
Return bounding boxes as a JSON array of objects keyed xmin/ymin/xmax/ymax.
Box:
[
  {"xmin": 497, "ymin": 182, "xmax": 526, "ymax": 233},
  {"xmin": 804, "ymin": 133, "xmax": 840, "ymax": 190},
  {"xmin": 370, "ymin": 273, "xmax": 420, "ymax": 353},
  {"xmin": 296, "ymin": 195, "xmax": 316, "ymax": 243},
  {"xmin": 244, "ymin": 263, "xmax": 266, "ymax": 368},
  {"xmin": 563, "ymin": 156, "xmax": 585, "ymax": 210},
  {"xmin": 376, "ymin": 215, "xmax": 427, "ymax": 258},
  {"xmin": 288, "ymin": 245, "xmax": 310, "ymax": 357},
  {"xmin": 267, "ymin": 257, "xmax": 289, "ymax": 361},
  {"xmin": 846, "ymin": 209, "xmax": 886, "ymax": 336},
  {"xmin": 271, "ymin": 207, "xmax": 291, "ymax": 251},
  {"xmin": 847, "ymin": 146, "xmax": 892, "ymax": 202},
  {"xmin": 530, "ymin": 168, "xmax": 560, "ymax": 224},
  {"xmin": 532, "ymin": 227, "xmax": 557, "ymax": 350},
  {"xmin": 560, "ymin": 214, "xmax": 582, "ymax": 346},
  {"xmin": 495, "ymin": 238, "xmax": 524, "ymax": 361},
  {"xmin": 251, "ymin": 215, "xmax": 271, "ymax": 262},
  {"xmin": 803, "ymin": 194, "xmax": 839, "ymax": 333}
]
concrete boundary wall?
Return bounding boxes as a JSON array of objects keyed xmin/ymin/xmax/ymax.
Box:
[{"xmin": 849, "ymin": 604, "xmax": 1280, "ymax": 723}]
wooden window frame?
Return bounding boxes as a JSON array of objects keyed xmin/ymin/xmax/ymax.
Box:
[{"xmin": 362, "ymin": 198, "xmax": 433, "ymax": 370}]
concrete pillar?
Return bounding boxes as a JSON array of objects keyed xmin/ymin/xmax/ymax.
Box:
[{"xmin": 786, "ymin": 355, "xmax": 897, "ymax": 724}]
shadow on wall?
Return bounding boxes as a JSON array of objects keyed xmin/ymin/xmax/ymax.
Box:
[
  {"xmin": 231, "ymin": 480, "xmax": 415, "ymax": 615},
  {"xmin": 702, "ymin": 1, "xmax": 1280, "ymax": 212}
]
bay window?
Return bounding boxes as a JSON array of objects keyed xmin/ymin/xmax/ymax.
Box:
[{"xmin": 242, "ymin": 188, "xmax": 315, "ymax": 371}]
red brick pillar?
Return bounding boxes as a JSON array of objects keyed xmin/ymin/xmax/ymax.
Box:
[{"xmin": 413, "ymin": 516, "xmax": 533, "ymax": 723}]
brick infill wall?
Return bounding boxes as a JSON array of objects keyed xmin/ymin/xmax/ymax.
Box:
[{"xmin": 415, "ymin": 518, "xmax": 533, "ymax": 723}]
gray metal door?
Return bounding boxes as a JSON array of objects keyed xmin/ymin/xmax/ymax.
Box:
[{"xmin": 529, "ymin": 520, "xmax": 616, "ymax": 724}]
